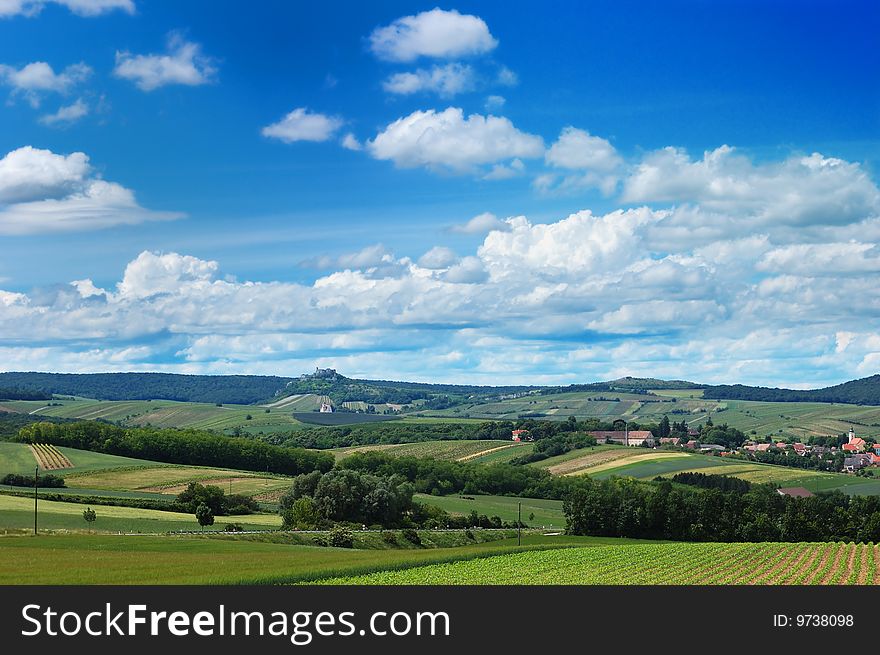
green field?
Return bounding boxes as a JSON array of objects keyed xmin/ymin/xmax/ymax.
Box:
[
  {"xmin": 332, "ymin": 440, "xmax": 530, "ymax": 462},
  {"xmin": 415, "ymin": 493, "xmax": 565, "ymax": 528},
  {"xmin": 321, "ymin": 541, "xmax": 880, "ymax": 585},
  {"xmin": 588, "ymin": 451, "xmax": 880, "ymax": 495},
  {"xmin": 412, "ymin": 390, "xmax": 880, "ymax": 440},
  {"xmin": 0, "ymin": 533, "xmax": 636, "ymax": 584},
  {"xmin": 0, "ymin": 442, "xmax": 163, "ymax": 477},
  {"xmin": 0, "ymin": 493, "xmax": 281, "ymax": 533},
  {"xmin": 0, "ymin": 398, "xmax": 306, "ymax": 434}
]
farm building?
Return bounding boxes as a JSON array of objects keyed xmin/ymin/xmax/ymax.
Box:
[
  {"xmin": 319, "ymin": 402, "xmax": 334, "ymax": 413},
  {"xmin": 589, "ymin": 430, "xmax": 653, "ymax": 446},
  {"xmin": 844, "ymin": 454, "xmax": 873, "ymax": 472},
  {"xmin": 511, "ymin": 429, "xmax": 532, "ymax": 442}
]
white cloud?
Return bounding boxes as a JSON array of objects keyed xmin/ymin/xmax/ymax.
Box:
[
  {"xmin": 0, "ymin": 0, "xmax": 133, "ymax": 17},
  {"xmin": 484, "ymin": 94, "xmax": 505, "ymax": 110},
  {"xmin": 1, "ymin": 144, "xmax": 879, "ymax": 387},
  {"xmin": 0, "ymin": 146, "xmax": 183, "ymax": 234},
  {"xmin": 383, "ymin": 63, "xmax": 475, "ymax": 97},
  {"xmin": 114, "ymin": 33, "xmax": 217, "ymax": 91},
  {"xmin": 444, "ymin": 256, "xmax": 486, "ymax": 283},
  {"xmin": 341, "ymin": 133, "xmax": 362, "ymax": 151},
  {"xmin": 0, "ymin": 61, "xmax": 91, "ymax": 106},
  {"xmin": 367, "ymin": 107, "xmax": 543, "ymax": 174},
  {"xmin": 450, "ymin": 212, "xmax": 510, "ymax": 234},
  {"xmin": 546, "ymin": 127, "xmax": 621, "ymax": 172},
  {"xmin": 368, "ymin": 8, "xmax": 497, "ymax": 62},
  {"xmin": 538, "ymin": 127, "xmax": 624, "ymax": 195},
  {"xmin": 623, "ymin": 146, "xmax": 880, "ymax": 228},
  {"xmin": 496, "ymin": 66, "xmax": 518, "ymax": 86},
  {"xmin": 118, "ymin": 251, "xmax": 218, "ymax": 299},
  {"xmin": 39, "ymin": 98, "xmax": 88, "ymax": 125},
  {"xmin": 262, "ymin": 107, "xmax": 343, "ymax": 144},
  {"xmin": 757, "ymin": 242, "xmax": 880, "ymax": 275},
  {"xmin": 483, "ymin": 158, "xmax": 524, "ymax": 180},
  {"xmin": 302, "ymin": 244, "xmax": 397, "ymax": 271},
  {"xmin": 418, "ymin": 246, "xmax": 457, "ymax": 269}
]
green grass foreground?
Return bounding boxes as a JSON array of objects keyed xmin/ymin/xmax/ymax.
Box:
[{"xmin": 0, "ymin": 533, "xmax": 635, "ymax": 584}]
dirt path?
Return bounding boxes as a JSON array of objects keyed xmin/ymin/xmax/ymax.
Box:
[
  {"xmin": 855, "ymin": 544, "xmax": 870, "ymax": 585},
  {"xmin": 838, "ymin": 543, "xmax": 859, "ymax": 585},
  {"xmin": 457, "ymin": 444, "xmax": 519, "ymax": 462},
  {"xmin": 874, "ymin": 545, "xmax": 880, "ymax": 585}
]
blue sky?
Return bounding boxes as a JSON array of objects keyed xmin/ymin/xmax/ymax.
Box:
[{"xmin": 0, "ymin": 1, "xmax": 878, "ymax": 386}]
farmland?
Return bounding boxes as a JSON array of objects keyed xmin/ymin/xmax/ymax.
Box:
[
  {"xmin": 586, "ymin": 450, "xmax": 880, "ymax": 495},
  {"xmin": 63, "ymin": 466, "xmax": 291, "ymax": 497},
  {"xmin": 0, "ymin": 494, "xmax": 282, "ymax": 533},
  {"xmin": 413, "ymin": 390, "xmax": 880, "ymax": 440},
  {"xmin": 320, "ymin": 541, "xmax": 880, "ymax": 585},
  {"xmin": 332, "ymin": 439, "xmax": 531, "ymax": 462},
  {"xmin": 0, "ymin": 533, "xmax": 630, "ymax": 584},
  {"xmin": 415, "ymin": 493, "xmax": 565, "ymax": 528},
  {"xmin": 0, "ymin": 442, "xmax": 165, "ymax": 477}
]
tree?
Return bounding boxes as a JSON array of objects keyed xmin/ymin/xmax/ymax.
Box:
[
  {"xmin": 195, "ymin": 503, "xmax": 214, "ymax": 531},
  {"xmin": 658, "ymin": 415, "xmax": 671, "ymax": 439},
  {"xmin": 82, "ymin": 507, "xmax": 96, "ymax": 533},
  {"xmin": 282, "ymin": 496, "xmax": 319, "ymax": 530}
]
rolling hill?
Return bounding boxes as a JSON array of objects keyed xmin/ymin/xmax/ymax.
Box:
[{"xmin": 703, "ymin": 375, "xmax": 880, "ymax": 405}]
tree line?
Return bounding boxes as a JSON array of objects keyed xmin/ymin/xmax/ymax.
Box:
[
  {"xmin": 15, "ymin": 421, "xmax": 334, "ymax": 476},
  {"xmin": 0, "ymin": 372, "xmax": 290, "ymax": 404},
  {"xmin": 276, "ymin": 416, "xmax": 642, "ymax": 450},
  {"xmin": 564, "ymin": 477, "xmax": 880, "ymax": 543}
]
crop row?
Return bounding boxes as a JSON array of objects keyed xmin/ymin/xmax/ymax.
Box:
[
  {"xmin": 317, "ymin": 542, "xmax": 879, "ymax": 585},
  {"xmin": 29, "ymin": 443, "xmax": 73, "ymax": 471}
]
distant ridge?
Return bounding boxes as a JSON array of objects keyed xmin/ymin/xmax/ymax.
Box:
[
  {"xmin": 702, "ymin": 374, "xmax": 880, "ymax": 405},
  {"xmin": 1, "ymin": 370, "xmax": 878, "ymax": 407}
]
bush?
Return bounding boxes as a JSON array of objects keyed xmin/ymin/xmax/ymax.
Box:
[
  {"xmin": 1, "ymin": 473, "xmax": 65, "ymax": 488},
  {"xmin": 327, "ymin": 526, "xmax": 354, "ymax": 548},
  {"xmin": 382, "ymin": 531, "xmax": 398, "ymax": 545},
  {"xmin": 224, "ymin": 523, "xmax": 244, "ymax": 532},
  {"xmin": 401, "ymin": 528, "xmax": 421, "ymax": 545}
]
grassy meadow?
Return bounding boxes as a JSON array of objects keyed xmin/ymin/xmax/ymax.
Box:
[{"xmin": 0, "ymin": 532, "xmax": 655, "ymax": 584}]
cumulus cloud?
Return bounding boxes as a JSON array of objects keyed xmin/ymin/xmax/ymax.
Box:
[
  {"xmin": 367, "ymin": 107, "xmax": 543, "ymax": 174},
  {"xmin": 623, "ymin": 146, "xmax": 880, "ymax": 228},
  {"xmin": 38, "ymin": 98, "xmax": 88, "ymax": 126},
  {"xmin": 0, "ymin": 61, "xmax": 91, "ymax": 106},
  {"xmin": 449, "ymin": 212, "xmax": 510, "ymax": 234},
  {"xmin": 368, "ymin": 8, "xmax": 497, "ymax": 62},
  {"xmin": 262, "ymin": 107, "xmax": 344, "ymax": 144},
  {"xmin": 418, "ymin": 246, "xmax": 458, "ymax": 269},
  {"xmin": 2, "ymin": 144, "xmax": 880, "ymax": 387},
  {"xmin": 341, "ymin": 132, "xmax": 362, "ymax": 151},
  {"xmin": 0, "ymin": 0, "xmax": 133, "ymax": 17},
  {"xmin": 538, "ymin": 127, "xmax": 624, "ymax": 195},
  {"xmin": 114, "ymin": 33, "xmax": 217, "ymax": 91},
  {"xmin": 383, "ymin": 63, "xmax": 475, "ymax": 97},
  {"xmin": 0, "ymin": 146, "xmax": 183, "ymax": 234}
]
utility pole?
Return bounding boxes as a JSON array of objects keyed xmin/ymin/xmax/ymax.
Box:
[
  {"xmin": 517, "ymin": 502, "xmax": 521, "ymax": 546},
  {"xmin": 33, "ymin": 466, "xmax": 38, "ymax": 535}
]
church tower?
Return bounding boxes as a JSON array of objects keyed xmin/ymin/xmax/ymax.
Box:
[{"xmin": 848, "ymin": 427, "xmax": 855, "ymax": 443}]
